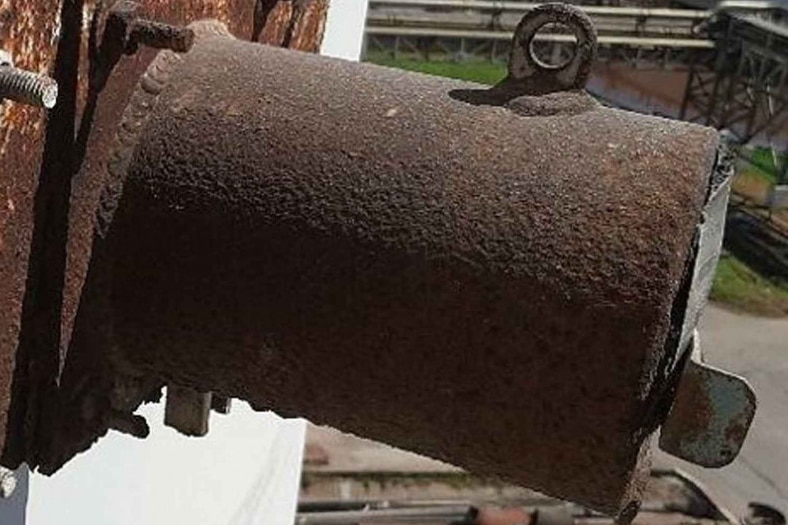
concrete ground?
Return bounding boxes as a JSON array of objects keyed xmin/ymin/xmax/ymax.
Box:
[
  {"xmin": 304, "ymin": 424, "xmax": 457, "ymax": 474},
  {"xmin": 303, "ymin": 305, "xmax": 788, "ymax": 518},
  {"xmin": 655, "ymin": 305, "xmax": 788, "ymax": 518},
  {"xmin": 301, "ymin": 425, "xmax": 547, "ymax": 504}
]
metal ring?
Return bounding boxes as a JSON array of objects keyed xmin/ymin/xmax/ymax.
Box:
[{"xmin": 507, "ymin": 3, "xmax": 598, "ymax": 92}]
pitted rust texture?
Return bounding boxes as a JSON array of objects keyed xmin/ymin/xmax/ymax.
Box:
[
  {"xmin": 659, "ymin": 352, "xmax": 756, "ymax": 468},
  {"xmin": 504, "ymin": 3, "xmax": 598, "ymax": 96},
  {"xmin": 60, "ymin": 0, "xmax": 325, "ymax": 404},
  {"xmin": 64, "ymin": 36, "xmax": 719, "ymax": 515},
  {"xmin": 256, "ymin": 0, "xmax": 328, "ymax": 50},
  {"xmin": 0, "ymin": 0, "xmax": 328, "ymax": 466},
  {"xmin": 26, "ymin": 36, "xmax": 190, "ymax": 474},
  {"xmin": 506, "ymin": 91, "xmax": 600, "ymax": 117},
  {"xmin": 126, "ymin": 17, "xmax": 196, "ymax": 53},
  {"xmin": 666, "ymin": 364, "xmax": 714, "ymax": 447},
  {"xmin": 0, "ymin": 0, "xmax": 63, "ymax": 466}
]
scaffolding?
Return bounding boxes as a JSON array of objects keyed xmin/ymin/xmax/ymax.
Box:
[{"xmin": 680, "ymin": 7, "xmax": 788, "ymax": 184}]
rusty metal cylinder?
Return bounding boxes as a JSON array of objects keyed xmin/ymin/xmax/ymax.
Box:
[{"xmin": 93, "ymin": 23, "xmax": 719, "ymax": 517}]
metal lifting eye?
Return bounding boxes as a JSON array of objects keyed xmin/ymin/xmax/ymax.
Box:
[
  {"xmin": 506, "ymin": 3, "xmax": 598, "ymax": 94},
  {"xmin": 528, "ymin": 22, "xmax": 578, "ymax": 70}
]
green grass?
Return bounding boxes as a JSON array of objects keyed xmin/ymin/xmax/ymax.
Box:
[
  {"xmin": 741, "ymin": 147, "xmax": 787, "ymax": 186},
  {"xmin": 366, "ymin": 54, "xmax": 506, "ymax": 85},
  {"xmin": 710, "ymin": 253, "xmax": 788, "ymax": 317},
  {"xmin": 366, "ymin": 55, "xmax": 788, "ymax": 317}
]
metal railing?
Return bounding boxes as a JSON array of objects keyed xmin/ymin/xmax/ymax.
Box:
[
  {"xmin": 366, "ymin": 0, "xmax": 715, "ymax": 51},
  {"xmin": 366, "ymin": 0, "xmax": 782, "ymax": 53}
]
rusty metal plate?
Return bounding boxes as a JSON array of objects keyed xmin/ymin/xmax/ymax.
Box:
[
  {"xmin": 660, "ymin": 333, "xmax": 757, "ymax": 468},
  {"xmin": 0, "ymin": 0, "xmax": 63, "ymax": 467}
]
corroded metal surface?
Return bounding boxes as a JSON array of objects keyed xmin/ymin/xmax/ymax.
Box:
[
  {"xmin": 0, "ymin": 0, "xmax": 327, "ymax": 466},
  {"xmin": 49, "ymin": 28, "xmax": 719, "ymax": 516},
  {"xmin": 505, "ymin": 3, "xmax": 598, "ymax": 96},
  {"xmin": 0, "ymin": 0, "xmax": 64, "ymax": 471},
  {"xmin": 0, "ymin": 1, "xmax": 752, "ymax": 519},
  {"xmin": 660, "ymin": 334, "xmax": 757, "ymax": 468}
]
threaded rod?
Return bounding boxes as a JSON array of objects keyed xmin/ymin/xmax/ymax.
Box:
[{"xmin": 0, "ymin": 66, "xmax": 58, "ymax": 109}]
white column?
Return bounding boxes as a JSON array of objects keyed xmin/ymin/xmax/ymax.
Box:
[{"xmin": 321, "ymin": 0, "xmax": 371, "ymax": 61}]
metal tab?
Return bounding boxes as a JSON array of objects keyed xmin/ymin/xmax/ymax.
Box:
[
  {"xmin": 659, "ymin": 332, "xmax": 756, "ymax": 467},
  {"xmin": 164, "ymin": 385, "xmax": 211, "ymax": 437},
  {"xmin": 503, "ymin": 3, "xmax": 598, "ymax": 95}
]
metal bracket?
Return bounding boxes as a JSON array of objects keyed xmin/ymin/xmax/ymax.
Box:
[
  {"xmin": 502, "ymin": 3, "xmax": 598, "ymax": 96},
  {"xmin": 164, "ymin": 385, "xmax": 212, "ymax": 437},
  {"xmin": 659, "ymin": 332, "xmax": 756, "ymax": 467},
  {"xmin": 447, "ymin": 4, "xmax": 600, "ymax": 108},
  {"xmin": 108, "ymin": 1, "xmax": 195, "ymax": 55}
]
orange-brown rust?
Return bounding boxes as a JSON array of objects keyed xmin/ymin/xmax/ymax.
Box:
[
  {"xmin": 289, "ymin": 0, "xmax": 329, "ymax": 52},
  {"xmin": 0, "ymin": 0, "xmax": 62, "ymax": 467},
  {"xmin": 0, "ymin": 0, "xmax": 328, "ymax": 466},
  {"xmin": 0, "ymin": 0, "xmax": 61, "ymax": 146},
  {"xmin": 258, "ymin": 0, "xmax": 328, "ymax": 51},
  {"xmin": 665, "ymin": 367, "xmax": 714, "ymax": 444},
  {"xmin": 52, "ymin": 36, "xmax": 716, "ymax": 514}
]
